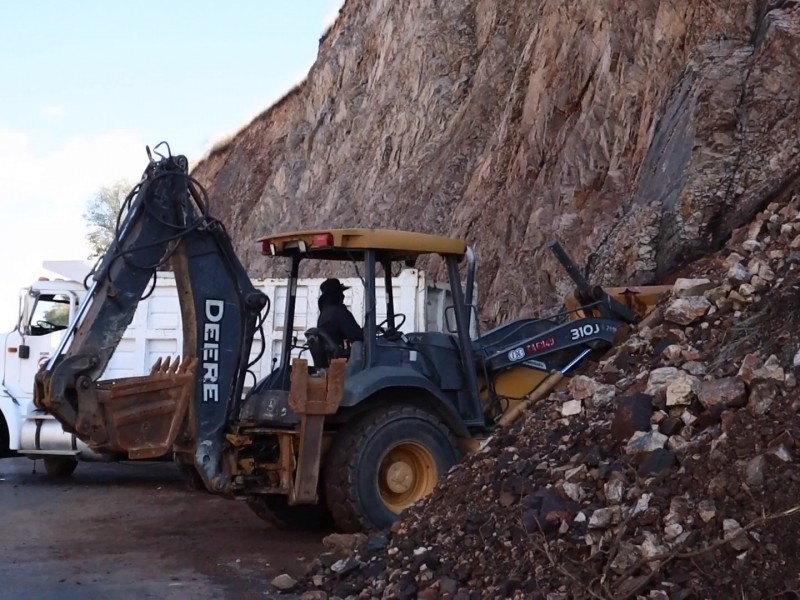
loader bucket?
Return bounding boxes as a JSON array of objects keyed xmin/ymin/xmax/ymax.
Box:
[
  {"xmin": 84, "ymin": 356, "xmax": 198, "ymax": 459},
  {"xmin": 563, "ymin": 285, "xmax": 672, "ymax": 321}
]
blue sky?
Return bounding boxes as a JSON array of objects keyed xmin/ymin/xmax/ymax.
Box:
[{"xmin": 0, "ymin": 0, "xmax": 342, "ymax": 327}]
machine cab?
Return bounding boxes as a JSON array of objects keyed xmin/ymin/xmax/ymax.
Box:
[{"xmin": 242, "ymin": 229, "xmax": 484, "ymax": 429}]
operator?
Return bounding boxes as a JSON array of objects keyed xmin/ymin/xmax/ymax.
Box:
[{"xmin": 317, "ymin": 278, "xmax": 364, "ymax": 350}]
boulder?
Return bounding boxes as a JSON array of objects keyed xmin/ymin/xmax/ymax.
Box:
[
  {"xmin": 723, "ymin": 519, "xmax": 752, "ymax": 551},
  {"xmin": 698, "ymin": 377, "xmax": 747, "ymax": 409},
  {"xmin": 271, "ymin": 574, "xmax": 298, "ymax": 591},
  {"xmin": 567, "ymin": 375, "xmax": 616, "ymax": 407},
  {"xmin": 748, "ymin": 379, "xmax": 780, "ymax": 417},
  {"xmin": 672, "ymin": 278, "xmax": 714, "ymax": 297},
  {"xmin": 588, "ymin": 507, "xmax": 614, "ymax": 529},
  {"xmin": 323, "ymin": 533, "xmax": 368, "ymax": 555},
  {"xmin": 697, "ymin": 499, "xmax": 717, "ymax": 522},
  {"xmin": 763, "ymin": 354, "xmax": 785, "ymax": 381},
  {"xmin": 664, "ymin": 297, "xmax": 711, "ymax": 326},
  {"xmin": 727, "ymin": 262, "xmax": 751, "ymax": 284},
  {"xmin": 626, "ymin": 430, "xmax": 668, "ymax": 455},
  {"xmin": 745, "ymin": 455, "xmax": 766, "ymax": 487},
  {"xmin": 645, "ymin": 367, "xmax": 681, "ymax": 397},
  {"xmin": 666, "ymin": 373, "xmax": 701, "ymax": 406},
  {"xmin": 638, "ymin": 449, "xmax": 676, "ymax": 475},
  {"xmin": 611, "ymin": 393, "xmax": 653, "ymax": 442},
  {"xmin": 737, "ymin": 354, "xmax": 764, "ymax": 384},
  {"xmin": 682, "ymin": 361, "xmax": 707, "ymax": 376},
  {"xmin": 704, "ymin": 285, "xmax": 731, "ymax": 307},
  {"xmin": 560, "ymin": 399, "xmax": 582, "ymax": 417}
]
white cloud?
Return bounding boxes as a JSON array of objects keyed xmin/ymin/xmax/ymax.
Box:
[
  {"xmin": 39, "ymin": 105, "xmax": 66, "ymax": 119},
  {"xmin": 0, "ymin": 128, "xmax": 149, "ymax": 329}
]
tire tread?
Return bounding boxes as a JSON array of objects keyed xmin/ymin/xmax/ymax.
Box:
[{"xmin": 324, "ymin": 404, "xmax": 457, "ymax": 533}]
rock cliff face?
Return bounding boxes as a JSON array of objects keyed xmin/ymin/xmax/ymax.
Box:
[{"xmin": 191, "ymin": 0, "xmax": 800, "ymax": 326}]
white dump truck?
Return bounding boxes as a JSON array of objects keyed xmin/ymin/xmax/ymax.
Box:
[{"xmin": 0, "ymin": 261, "xmax": 467, "ymax": 476}]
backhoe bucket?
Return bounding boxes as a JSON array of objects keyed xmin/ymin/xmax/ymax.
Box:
[{"xmin": 80, "ymin": 356, "xmax": 198, "ymax": 459}]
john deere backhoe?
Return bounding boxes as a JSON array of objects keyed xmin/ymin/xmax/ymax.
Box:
[{"xmin": 34, "ymin": 148, "xmax": 668, "ymax": 532}]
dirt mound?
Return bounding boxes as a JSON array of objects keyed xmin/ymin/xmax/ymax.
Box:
[{"xmin": 292, "ymin": 197, "xmax": 800, "ymax": 598}]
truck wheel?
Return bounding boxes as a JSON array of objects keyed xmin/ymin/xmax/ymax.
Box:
[
  {"xmin": 43, "ymin": 456, "xmax": 78, "ymax": 478},
  {"xmin": 173, "ymin": 454, "xmax": 208, "ymax": 492},
  {"xmin": 324, "ymin": 405, "xmax": 460, "ymax": 533},
  {"xmin": 246, "ymin": 495, "xmax": 332, "ymax": 531},
  {"xmin": 0, "ymin": 416, "xmax": 10, "ymax": 458}
]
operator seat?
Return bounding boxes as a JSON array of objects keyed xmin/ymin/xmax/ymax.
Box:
[{"xmin": 304, "ymin": 327, "xmax": 347, "ymax": 368}]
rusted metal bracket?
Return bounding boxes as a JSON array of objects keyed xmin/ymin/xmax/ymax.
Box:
[{"xmin": 287, "ymin": 357, "xmax": 346, "ymax": 504}]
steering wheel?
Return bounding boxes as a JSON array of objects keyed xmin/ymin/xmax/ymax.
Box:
[
  {"xmin": 376, "ymin": 313, "xmax": 407, "ymax": 337},
  {"xmin": 36, "ymin": 320, "xmax": 58, "ymax": 331},
  {"xmin": 291, "ymin": 336, "xmax": 310, "ymax": 357}
]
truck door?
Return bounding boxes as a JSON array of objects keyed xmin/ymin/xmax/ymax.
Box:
[{"xmin": 8, "ymin": 290, "xmax": 78, "ymax": 400}]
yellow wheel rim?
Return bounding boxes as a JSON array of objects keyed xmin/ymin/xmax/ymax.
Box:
[{"xmin": 378, "ymin": 442, "xmax": 438, "ymax": 514}]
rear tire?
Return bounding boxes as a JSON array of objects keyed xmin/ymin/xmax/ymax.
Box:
[
  {"xmin": 43, "ymin": 456, "xmax": 78, "ymax": 478},
  {"xmin": 324, "ymin": 405, "xmax": 460, "ymax": 533},
  {"xmin": 174, "ymin": 454, "xmax": 208, "ymax": 492},
  {"xmin": 246, "ymin": 494, "xmax": 333, "ymax": 531}
]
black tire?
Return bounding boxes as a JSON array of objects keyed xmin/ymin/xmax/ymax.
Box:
[
  {"xmin": 43, "ymin": 456, "xmax": 78, "ymax": 478},
  {"xmin": 173, "ymin": 454, "xmax": 209, "ymax": 492},
  {"xmin": 246, "ymin": 494, "xmax": 333, "ymax": 531},
  {"xmin": 0, "ymin": 416, "xmax": 10, "ymax": 458},
  {"xmin": 324, "ymin": 405, "xmax": 460, "ymax": 533}
]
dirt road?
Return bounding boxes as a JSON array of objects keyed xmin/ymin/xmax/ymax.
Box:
[{"xmin": 0, "ymin": 457, "xmax": 326, "ymax": 600}]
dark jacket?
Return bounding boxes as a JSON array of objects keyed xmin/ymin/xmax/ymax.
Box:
[{"xmin": 317, "ymin": 298, "xmax": 363, "ymax": 347}]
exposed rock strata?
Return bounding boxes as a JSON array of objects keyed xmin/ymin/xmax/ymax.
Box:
[{"xmin": 192, "ymin": 0, "xmax": 800, "ymax": 327}]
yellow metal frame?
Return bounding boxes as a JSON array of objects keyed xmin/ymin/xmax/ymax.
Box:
[{"xmin": 258, "ymin": 228, "xmax": 467, "ymax": 260}]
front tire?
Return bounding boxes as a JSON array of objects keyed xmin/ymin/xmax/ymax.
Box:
[
  {"xmin": 174, "ymin": 454, "xmax": 208, "ymax": 492},
  {"xmin": 43, "ymin": 456, "xmax": 78, "ymax": 478},
  {"xmin": 324, "ymin": 405, "xmax": 460, "ymax": 533}
]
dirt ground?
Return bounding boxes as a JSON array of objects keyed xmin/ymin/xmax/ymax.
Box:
[{"xmin": 0, "ymin": 457, "xmax": 327, "ymax": 600}]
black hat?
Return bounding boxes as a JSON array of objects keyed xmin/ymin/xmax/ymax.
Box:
[{"xmin": 320, "ymin": 278, "xmax": 350, "ymax": 295}]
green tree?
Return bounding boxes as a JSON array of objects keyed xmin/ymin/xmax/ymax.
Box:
[
  {"xmin": 83, "ymin": 180, "xmax": 131, "ymax": 258},
  {"xmin": 43, "ymin": 304, "xmax": 70, "ymax": 327}
]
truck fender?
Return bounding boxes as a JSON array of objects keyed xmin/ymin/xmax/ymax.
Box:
[
  {"xmin": 0, "ymin": 391, "xmax": 21, "ymax": 455},
  {"xmin": 339, "ymin": 366, "xmax": 470, "ymax": 437}
]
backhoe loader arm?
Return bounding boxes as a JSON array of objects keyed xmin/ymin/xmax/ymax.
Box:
[
  {"xmin": 548, "ymin": 241, "xmax": 638, "ymax": 324},
  {"xmin": 33, "ymin": 149, "xmax": 267, "ymax": 487}
]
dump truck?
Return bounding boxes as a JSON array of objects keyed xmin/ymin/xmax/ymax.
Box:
[
  {"xmin": 34, "ymin": 147, "xmax": 667, "ymax": 532},
  {"xmin": 1, "ymin": 263, "xmax": 465, "ymax": 477}
]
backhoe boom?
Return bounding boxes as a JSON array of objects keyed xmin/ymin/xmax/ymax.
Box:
[{"xmin": 33, "ymin": 150, "xmax": 267, "ymax": 488}]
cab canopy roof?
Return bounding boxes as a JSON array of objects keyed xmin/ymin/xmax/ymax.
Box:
[{"xmin": 258, "ymin": 229, "xmax": 467, "ymax": 261}]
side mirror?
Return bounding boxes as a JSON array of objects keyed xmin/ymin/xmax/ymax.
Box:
[{"xmin": 445, "ymin": 305, "xmax": 480, "ymax": 337}]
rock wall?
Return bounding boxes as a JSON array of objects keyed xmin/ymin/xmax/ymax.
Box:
[{"xmin": 191, "ymin": 0, "xmax": 800, "ymax": 327}]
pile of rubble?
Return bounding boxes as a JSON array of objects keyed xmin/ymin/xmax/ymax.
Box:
[{"xmin": 285, "ymin": 198, "xmax": 800, "ymax": 599}]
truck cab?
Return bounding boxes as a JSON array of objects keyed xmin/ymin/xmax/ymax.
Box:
[{"xmin": 0, "ymin": 276, "xmax": 90, "ymax": 474}]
